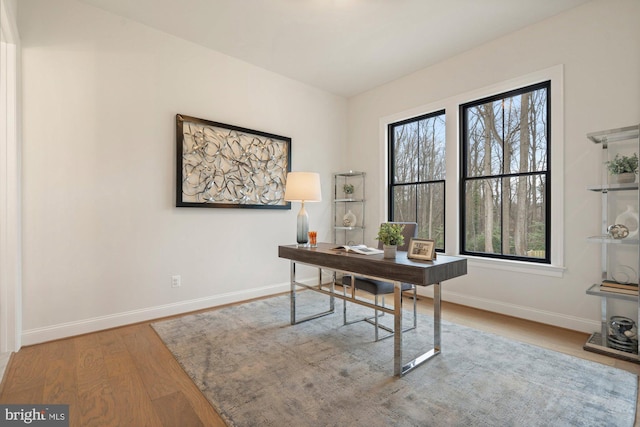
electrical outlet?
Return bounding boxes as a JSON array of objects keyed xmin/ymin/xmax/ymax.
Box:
[{"xmin": 171, "ymin": 275, "xmax": 181, "ymax": 288}]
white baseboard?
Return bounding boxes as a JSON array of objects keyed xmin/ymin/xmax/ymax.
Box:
[
  {"xmin": 22, "ymin": 280, "xmax": 601, "ymax": 346},
  {"xmin": 21, "ymin": 282, "xmax": 292, "ymax": 346},
  {"xmin": 417, "ymin": 287, "xmax": 599, "ymax": 334}
]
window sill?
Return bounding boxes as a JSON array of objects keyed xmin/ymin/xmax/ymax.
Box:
[{"xmin": 461, "ymin": 255, "xmax": 566, "ymax": 278}]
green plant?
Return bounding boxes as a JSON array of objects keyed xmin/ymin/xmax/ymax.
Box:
[
  {"xmin": 343, "ymin": 184, "xmax": 355, "ymax": 194},
  {"xmin": 607, "ymin": 153, "xmax": 638, "ymax": 175},
  {"xmin": 376, "ymin": 223, "xmax": 405, "ymax": 246}
]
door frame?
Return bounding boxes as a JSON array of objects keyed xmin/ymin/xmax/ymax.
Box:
[{"xmin": 0, "ymin": 0, "xmax": 21, "ymax": 354}]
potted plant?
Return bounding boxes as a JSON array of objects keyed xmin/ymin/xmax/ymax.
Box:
[
  {"xmin": 376, "ymin": 223, "xmax": 405, "ymax": 258},
  {"xmin": 607, "ymin": 153, "xmax": 638, "ymax": 183}
]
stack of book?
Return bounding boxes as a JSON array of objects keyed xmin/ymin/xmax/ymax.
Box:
[{"xmin": 599, "ymin": 280, "xmax": 639, "ymax": 295}]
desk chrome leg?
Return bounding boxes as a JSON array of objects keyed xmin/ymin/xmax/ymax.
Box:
[
  {"xmin": 329, "ymin": 270, "xmax": 336, "ymax": 312},
  {"xmin": 398, "ymin": 282, "xmax": 442, "ymax": 376},
  {"xmin": 393, "ymin": 281, "xmax": 403, "ymax": 376},
  {"xmin": 290, "ymin": 261, "xmax": 297, "ymax": 325},
  {"xmin": 290, "ymin": 260, "xmax": 335, "ymax": 325},
  {"xmin": 434, "ymin": 282, "xmax": 441, "ymax": 352},
  {"xmin": 342, "ymin": 274, "xmax": 356, "ymax": 325}
]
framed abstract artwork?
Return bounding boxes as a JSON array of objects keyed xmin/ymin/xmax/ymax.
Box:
[{"xmin": 176, "ymin": 114, "xmax": 291, "ymax": 209}]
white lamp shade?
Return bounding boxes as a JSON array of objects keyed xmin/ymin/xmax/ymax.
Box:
[{"xmin": 284, "ymin": 172, "xmax": 322, "ymax": 202}]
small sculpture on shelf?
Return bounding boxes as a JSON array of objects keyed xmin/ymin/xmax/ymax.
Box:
[
  {"xmin": 343, "ymin": 210, "xmax": 356, "ymax": 227},
  {"xmin": 343, "ymin": 184, "xmax": 355, "ymax": 197},
  {"xmin": 608, "ymin": 316, "xmax": 638, "ymax": 354},
  {"xmin": 616, "ymin": 205, "xmax": 639, "ymax": 238},
  {"xmin": 607, "ymin": 224, "xmax": 630, "ymax": 239}
]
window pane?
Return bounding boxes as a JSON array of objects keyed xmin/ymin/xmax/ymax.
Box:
[
  {"xmin": 416, "ymin": 182, "xmax": 445, "ymax": 250},
  {"xmin": 393, "ymin": 123, "xmax": 417, "ymax": 184},
  {"xmin": 465, "ymin": 86, "xmax": 548, "ymax": 178},
  {"xmin": 464, "ymin": 178, "xmax": 501, "ymax": 254},
  {"xmin": 393, "ymin": 114, "xmax": 446, "ymax": 184},
  {"xmin": 502, "ymin": 175, "xmax": 547, "ymax": 258},
  {"xmin": 391, "ymin": 185, "xmax": 416, "ymax": 223},
  {"xmin": 465, "ymin": 103, "xmax": 503, "ymax": 178},
  {"xmin": 417, "ymin": 115, "xmax": 446, "ymax": 181},
  {"xmin": 507, "ymin": 88, "xmax": 548, "ymax": 174}
]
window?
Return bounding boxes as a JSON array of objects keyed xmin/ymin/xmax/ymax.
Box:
[
  {"xmin": 388, "ymin": 110, "xmax": 446, "ymax": 250},
  {"xmin": 460, "ymin": 81, "xmax": 550, "ymax": 263}
]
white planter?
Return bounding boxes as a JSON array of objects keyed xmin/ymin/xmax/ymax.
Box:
[
  {"xmin": 616, "ymin": 172, "xmax": 636, "ymax": 184},
  {"xmin": 383, "ymin": 244, "xmax": 397, "ymax": 259}
]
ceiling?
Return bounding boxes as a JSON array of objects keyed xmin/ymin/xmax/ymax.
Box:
[{"xmin": 79, "ymin": 0, "xmax": 591, "ymax": 97}]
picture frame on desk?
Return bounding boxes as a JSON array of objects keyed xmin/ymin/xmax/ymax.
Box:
[{"xmin": 408, "ymin": 238, "xmax": 436, "ymax": 261}]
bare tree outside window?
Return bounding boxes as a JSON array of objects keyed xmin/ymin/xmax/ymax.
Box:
[
  {"xmin": 388, "ymin": 110, "xmax": 446, "ymax": 251},
  {"xmin": 461, "ymin": 82, "xmax": 550, "ymax": 262}
]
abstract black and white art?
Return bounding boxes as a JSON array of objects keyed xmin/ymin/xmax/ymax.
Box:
[{"xmin": 176, "ymin": 114, "xmax": 291, "ymax": 209}]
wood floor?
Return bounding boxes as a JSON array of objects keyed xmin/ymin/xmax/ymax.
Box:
[{"xmin": 1, "ymin": 294, "xmax": 639, "ymax": 426}]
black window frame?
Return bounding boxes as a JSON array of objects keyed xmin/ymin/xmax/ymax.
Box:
[
  {"xmin": 459, "ymin": 81, "xmax": 551, "ymax": 263},
  {"xmin": 388, "ymin": 109, "xmax": 446, "ymax": 252}
]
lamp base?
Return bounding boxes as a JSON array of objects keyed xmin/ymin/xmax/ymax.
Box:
[{"xmin": 296, "ymin": 203, "xmax": 309, "ymax": 245}]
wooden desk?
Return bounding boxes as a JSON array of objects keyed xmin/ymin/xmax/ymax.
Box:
[{"xmin": 278, "ymin": 242, "xmax": 467, "ymax": 376}]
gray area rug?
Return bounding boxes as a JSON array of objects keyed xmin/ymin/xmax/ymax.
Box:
[{"xmin": 152, "ymin": 292, "xmax": 637, "ymax": 426}]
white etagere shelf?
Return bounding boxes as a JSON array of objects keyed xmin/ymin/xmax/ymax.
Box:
[{"xmin": 333, "ymin": 171, "xmax": 366, "ymax": 245}]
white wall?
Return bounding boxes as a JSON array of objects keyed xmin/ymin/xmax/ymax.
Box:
[
  {"xmin": 18, "ymin": 0, "xmax": 640, "ymax": 344},
  {"xmin": 18, "ymin": 0, "xmax": 347, "ymax": 344},
  {"xmin": 347, "ymin": 0, "xmax": 640, "ymax": 332}
]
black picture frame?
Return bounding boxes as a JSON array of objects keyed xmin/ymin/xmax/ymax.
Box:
[{"xmin": 176, "ymin": 114, "xmax": 291, "ymax": 209}]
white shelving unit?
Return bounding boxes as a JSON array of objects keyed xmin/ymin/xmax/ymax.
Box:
[
  {"xmin": 333, "ymin": 171, "xmax": 365, "ymax": 245},
  {"xmin": 584, "ymin": 124, "xmax": 640, "ymax": 363}
]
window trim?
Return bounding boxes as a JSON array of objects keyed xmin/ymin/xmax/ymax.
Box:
[
  {"xmin": 459, "ymin": 81, "xmax": 552, "ymax": 263},
  {"xmin": 379, "ymin": 65, "xmax": 565, "ymax": 276}
]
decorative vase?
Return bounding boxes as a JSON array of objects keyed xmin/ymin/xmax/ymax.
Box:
[
  {"xmin": 343, "ymin": 210, "xmax": 357, "ymax": 227},
  {"xmin": 383, "ymin": 244, "xmax": 397, "ymax": 258},
  {"xmin": 616, "ymin": 172, "xmax": 636, "ymax": 184},
  {"xmin": 296, "ymin": 203, "xmax": 309, "ymax": 246},
  {"xmin": 616, "ymin": 205, "xmax": 639, "ymax": 238}
]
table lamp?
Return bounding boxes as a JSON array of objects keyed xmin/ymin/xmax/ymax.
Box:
[{"xmin": 284, "ymin": 172, "xmax": 322, "ymax": 245}]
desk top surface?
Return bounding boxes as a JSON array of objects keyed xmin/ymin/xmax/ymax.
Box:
[{"xmin": 278, "ymin": 242, "xmax": 467, "ymax": 286}]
